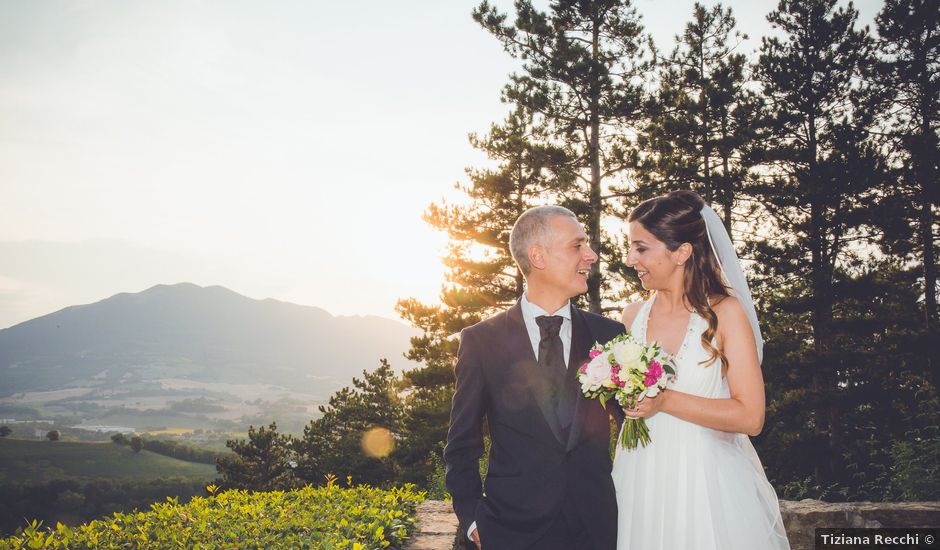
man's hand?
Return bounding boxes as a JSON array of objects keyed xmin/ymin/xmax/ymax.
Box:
[{"xmin": 470, "ymin": 527, "xmax": 481, "ymax": 549}]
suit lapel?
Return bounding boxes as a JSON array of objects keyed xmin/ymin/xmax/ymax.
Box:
[
  {"xmin": 505, "ymin": 300, "xmax": 567, "ymax": 446},
  {"xmin": 565, "ymin": 306, "xmax": 595, "ymax": 451}
]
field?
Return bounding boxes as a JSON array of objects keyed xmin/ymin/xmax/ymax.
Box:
[
  {"xmin": 0, "ymin": 439, "xmax": 217, "ymax": 483},
  {"xmin": 0, "ymin": 380, "xmax": 324, "ymax": 435}
]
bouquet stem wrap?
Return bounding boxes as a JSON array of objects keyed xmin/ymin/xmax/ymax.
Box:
[{"xmin": 621, "ymin": 415, "xmax": 651, "ymax": 449}]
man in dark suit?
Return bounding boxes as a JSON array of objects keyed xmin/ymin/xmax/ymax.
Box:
[{"xmin": 444, "ymin": 206, "xmax": 625, "ymax": 550}]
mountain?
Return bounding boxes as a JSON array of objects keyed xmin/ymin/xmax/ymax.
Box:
[{"xmin": 0, "ymin": 283, "xmax": 420, "ymax": 398}]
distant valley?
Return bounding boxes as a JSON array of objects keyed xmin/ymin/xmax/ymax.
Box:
[{"xmin": 0, "ymin": 283, "xmax": 421, "ymax": 434}]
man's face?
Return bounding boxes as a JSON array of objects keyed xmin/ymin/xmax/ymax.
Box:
[{"xmin": 533, "ymin": 215, "xmax": 598, "ymax": 298}]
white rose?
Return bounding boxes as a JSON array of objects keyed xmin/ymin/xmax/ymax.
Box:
[{"xmin": 611, "ymin": 340, "xmax": 644, "ymax": 370}]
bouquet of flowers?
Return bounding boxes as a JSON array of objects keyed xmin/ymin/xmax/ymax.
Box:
[{"xmin": 578, "ymin": 333, "xmax": 677, "ymax": 450}]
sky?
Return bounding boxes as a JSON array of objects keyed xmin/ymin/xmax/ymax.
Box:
[{"xmin": 0, "ymin": 0, "xmax": 882, "ymax": 329}]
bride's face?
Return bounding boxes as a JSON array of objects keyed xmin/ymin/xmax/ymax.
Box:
[{"xmin": 625, "ymin": 221, "xmax": 687, "ymax": 291}]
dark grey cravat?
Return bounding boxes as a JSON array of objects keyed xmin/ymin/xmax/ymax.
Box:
[{"xmin": 536, "ymin": 315, "xmax": 575, "ymax": 431}]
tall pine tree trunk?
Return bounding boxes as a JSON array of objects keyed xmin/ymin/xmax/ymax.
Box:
[
  {"xmin": 918, "ymin": 109, "xmax": 937, "ymax": 328},
  {"xmin": 720, "ymin": 113, "xmax": 734, "ymax": 235},
  {"xmin": 920, "ymin": 177, "xmax": 936, "ymax": 328},
  {"xmin": 808, "ymin": 116, "xmax": 837, "ymax": 485},
  {"xmin": 589, "ymin": 126, "xmax": 602, "ymax": 314},
  {"xmin": 587, "ymin": 16, "xmax": 603, "ymax": 314},
  {"xmin": 809, "ymin": 196, "xmax": 836, "ymax": 485},
  {"xmin": 700, "ymin": 51, "xmax": 713, "ymax": 203},
  {"xmin": 516, "ymin": 176, "xmax": 528, "ymax": 298}
]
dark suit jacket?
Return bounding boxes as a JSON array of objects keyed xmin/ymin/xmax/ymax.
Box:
[{"xmin": 444, "ymin": 300, "xmax": 625, "ymax": 550}]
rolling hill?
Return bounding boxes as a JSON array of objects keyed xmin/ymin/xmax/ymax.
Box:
[
  {"xmin": 0, "ymin": 438, "xmax": 216, "ymax": 483},
  {"xmin": 0, "ymin": 282, "xmax": 419, "ymax": 397}
]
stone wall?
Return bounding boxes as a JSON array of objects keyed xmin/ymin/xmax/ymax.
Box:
[
  {"xmin": 405, "ymin": 500, "xmax": 940, "ymax": 550},
  {"xmin": 780, "ymin": 500, "xmax": 940, "ymax": 550}
]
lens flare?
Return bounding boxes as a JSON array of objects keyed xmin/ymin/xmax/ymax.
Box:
[{"xmin": 361, "ymin": 426, "xmax": 394, "ymax": 458}]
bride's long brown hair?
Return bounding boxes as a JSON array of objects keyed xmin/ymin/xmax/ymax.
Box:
[{"xmin": 629, "ymin": 190, "xmax": 729, "ymax": 370}]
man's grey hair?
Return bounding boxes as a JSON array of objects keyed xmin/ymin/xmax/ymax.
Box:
[{"xmin": 509, "ymin": 205, "xmax": 578, "ymax": 276}]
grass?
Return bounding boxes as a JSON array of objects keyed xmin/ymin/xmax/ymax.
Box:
[{"xmin": 0, "ymin": 439, "xmax": 217, "ymax": 483}]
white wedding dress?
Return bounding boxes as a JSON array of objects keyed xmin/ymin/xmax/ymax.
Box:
[{"xmin": 612, "ymin": 294, "xmax": 790, "ymax": 550}]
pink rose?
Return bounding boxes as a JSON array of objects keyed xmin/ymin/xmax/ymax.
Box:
[
  {"xmin": 582, "ymin": 354, "xmax": 611, "ymax": 385},
  {"xmin": 648, "ymin": 360, "xmax": 663, "ymax": 378},
  {"xmin": 643, "ymin": 361, "xmax": 664, "ymax": 387}
]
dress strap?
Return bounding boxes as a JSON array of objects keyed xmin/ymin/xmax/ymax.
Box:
[{"xmin": 632, "ymin": 294, "xmax": 656, "ymax": 341}]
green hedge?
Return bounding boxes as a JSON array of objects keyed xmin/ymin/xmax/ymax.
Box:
[{"xmin": 0, "ymin": 481, "xmax": 425, "ymax": 549}]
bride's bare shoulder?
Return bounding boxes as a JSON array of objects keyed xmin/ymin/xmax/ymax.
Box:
[
  {"xmin": 620, "ymin": 301, "xmax": 646, "ymax": 328},
  {"xmin": 712, "ymin": 295, "xmax": 750, "ymax": 331}
]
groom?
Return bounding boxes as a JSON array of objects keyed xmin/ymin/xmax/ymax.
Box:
[{"xmin": 444, "ymin": 206, "xmax": 625, "ymax": 550}]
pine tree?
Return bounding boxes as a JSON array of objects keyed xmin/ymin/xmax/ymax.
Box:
[
  {"xmin": 473, "ymin": 0, "xmax": 651, "ymax": 312},
  {"xmin": 864, "ymin": 0, "xmax": 940, "ymax": 329},
  {"xmin": 751, "ymin": 0, "xmax": 877, "ymax": 486},
  {"xmin": 294, "ymin": 360, "xmax": 403, "ymax": 487},
  {"xmin": 638, "ymin": 2, "xmax": 760, "ymax": 234},
  {"xmin": 216, "ymin": 422, "xmax": 296, "ymax": 491},
  {"xmin": 759, "ymin": 256, "xmax": 939, "ymax": 500},
  {"xmin": 394, "ymin": 106, "xmax": 559, "ymax": 483}
]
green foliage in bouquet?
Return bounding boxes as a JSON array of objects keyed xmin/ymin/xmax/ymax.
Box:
[{"xmin": 0, "ymin": 481, "xmax": 425, "ymax": 550}]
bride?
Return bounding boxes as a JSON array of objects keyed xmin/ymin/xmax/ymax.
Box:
[{"xmin": 613, "ymin": 190, "xmax": 790, "ymax": 550}]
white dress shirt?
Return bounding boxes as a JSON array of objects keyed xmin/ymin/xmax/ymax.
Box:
[
  {"xmin": 519, "ymin": 292, "xmax": 572, "ymax": 367},
  {"xmin": 467, "ymin": 293, "xmax": 572, "ymax": 539}
]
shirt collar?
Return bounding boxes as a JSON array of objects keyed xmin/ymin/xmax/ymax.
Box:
[{"xmin": 521, "ymin": 292, "xmax": 571, "ymax": 321}]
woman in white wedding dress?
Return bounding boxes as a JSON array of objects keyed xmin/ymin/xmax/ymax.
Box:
[{"xmin": 612, "ymin": 190, "xmax": 790, "ymax": 550}]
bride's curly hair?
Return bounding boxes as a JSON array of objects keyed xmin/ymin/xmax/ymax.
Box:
[{"xmin": 628, "ymin": 190, "xmax": 729, "ymax": 370}]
